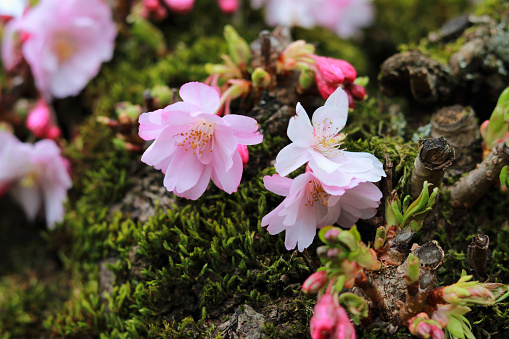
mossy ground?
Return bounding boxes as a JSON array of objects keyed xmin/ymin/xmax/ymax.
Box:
[{"xmin": 2, "ymin": 1, "xmax": 508, "ymax": 338}]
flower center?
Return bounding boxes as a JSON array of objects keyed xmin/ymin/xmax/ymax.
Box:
[
  {"xmin": 313, "ymin": 130, "xmax": 346, "ymax": 158},
  {"xmin": 52, "ymin": 33, "xmax": 76, "ymax": 63},
  {"xmin": 178, "ymin": 119, "xmax": 215, "ymax": 155},
  {"xmin": 20, "ymin": 170, "xmax": 41, "ymax": 188},
  {"xmin": 304, "ymin": 179, "xmax": 330, "ymax": 207}
]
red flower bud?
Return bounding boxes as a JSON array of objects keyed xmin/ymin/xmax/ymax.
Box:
[
  {"xmin": 310, "ymin": 294, "xmax": 338, "ymax": 339},
  {"xmin": 217, "ymin": 0, "xmax": 238, "ymax": 14},
  {"xmin": 303, "ymin": 271, "xmax": 328, "ymax": 294}
]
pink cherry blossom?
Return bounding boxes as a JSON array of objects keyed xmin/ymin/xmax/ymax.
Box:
[
  {"xmin": 312, "ymin": 0, "xmax": 374, "ymax": 39},
  {"xmin": 251, "ymin": 0, "xmax": 316, "ymax": 28},
  {"xmin": 252, "ymin": 0, "xmax": 374, "ymax": 38},
  {"xmin": 138, "ymin": 82, "xmax": 263, "ymax": 200},
  {"xmin": 274, "ymin": 87, "xmax": 385, "ymax": 188},
  {"xmin": 13, "ymin": 0, "xmax": 116, "ymax": 99},
  {"xmin": 261, "ymin": 172, "xmax": 381, "ymax": 251},
  {"xmin": 164, "ymin": 0, "xmax": 195, "ymax": 13},
  {"xmin": 217, "ymin": 0, "xmax": 239, "ymax": 14},
  {"xmin": 0, "ymin": 131, "xmax": 72, "ymax": 228}
]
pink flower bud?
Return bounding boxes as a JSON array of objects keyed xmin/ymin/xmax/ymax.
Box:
[
  {"xmin": 332, "ymin": 307, "xmax": 356, "ymax": 339},
  {"xmin": 164, "ymin": 0, "xmax": 194, "ymax": 13},
  {"xmin": 237, "ymin": 144, "xmax": 249, "ymax": 169},
  {"xmin": 323, "ymin": 228, "xmax": 342, "ymax": 243},
  {"xmin": 302, "ymin": 271, "xmax": 328, "ymax": 294},
  {"xmin": 310, "ymin": 294, "xmax": 338, "ymax": 339},
  {"xmin": 416, "ymin": 322, "xmax": 431, "ymax": 337},
  {"xmin": 217, "ymin": 0, "xmax": 239, "ymax": 14},
  {"xmin": 46, "ymin": 126, "xmax": 62, "ymax": 140},
  {"xmin": 144, "ymin": 0, "xmax": 161, "ymax": 11},
  {"xmin": 346, "ymin": 84, "xmax": 366, "ymax": 101},
  {"xmin": 430, "ymin": 326, "xmax": 445, "ymax": 339},
  {"xmin": 26, "ymin": 99, "xmax": 51, "ymax": 138}
]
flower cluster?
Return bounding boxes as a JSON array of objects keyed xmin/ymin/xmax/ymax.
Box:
[
  {"xmin": 0, "ymin": 131, "xmax": 71, "ymax": 228},
  {"xmin": 251, "ymin": 0, "xmax": 374, "ymax": 39},
  {"xmin": 262, "ymin": 87, "xmax": 385, "ymax": 251},
  {"xmin": 206, "ymin": 27, "xmax": 368, "ymax": 112},
  {"xmin": 138, "ymin": 82, "xmax": 262, "ymax": 199},
  {"xmin": 1, "ymin": 0, "xmax": 116, "ymax": 99}
]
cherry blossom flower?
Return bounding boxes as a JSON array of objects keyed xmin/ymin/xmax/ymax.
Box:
[
  {"xmin": 274, "ymin": 87, "xmax": 385, "ymax": 188},
  {"xmin": 251, "ymin": 0, "xmax": 316, "ymax": 28},
  {"xmin": 261, "ymin": 172, "xmax": 381, "ymax": 251},
  {"xmin": 0, "ymin": 131, "xmax": 72, "ymax": 228},
  {"xmin": 138, "ymin": 82, "xmax": 263, "ymax": 200},
  {"xmin": 312, "ymin": 0, "xmax": 374, "ymax": 39},
  {"xmin": 252, "ymin": 0, "xmax": 374, "ymax": 38},
  {"xmin": 8, "ymin": 0, "xmax": 116, "ymax": 99},
  {"xmin": 164, "ymin": 0, "xmax": 195, "ymax": 13}
]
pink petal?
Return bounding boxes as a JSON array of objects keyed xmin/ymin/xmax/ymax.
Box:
[
  {"xmin": 222, "ymin": 114, "xmax": 263, "ymax": 145},
  {"xmin": 211, "ymin": 150, "xmax": 243, "ymax": 194},
  {"xmin": 263, "ymin": 174, "xmax": 292, "ymax": 196},
  {"xmin": 141, "ymin": 125, "xmax": 184, "ymax": 166},
  {"xmin": 42, "ymin": 182, "xmax": 67, "ymax": 228},
  {"xmin": 285, "ymin": 203, "xmax": 317, "ymax": 251},
  {"xmin": 274, "ymin": 143, "xmax": 310, "ymax": 177},
  {"xmin": 11, "ymin": 184, "xmax": 42, "ymax": 222},
  {"xmin": 138, "ymin": 111, "xmax": 164, "ymax": 140},
  {"xmin": 179, "ymin": 82, "xmax": 220, "ymax": 115},
  {"xmin": 174, "ymin": 165, "xmax": 212, "ymax": 200},
  {"xmin": 212, "ymin": 124, "xmax": 238, "ymax": 171},
  {"xmin": 261, "ymin": 204, "xmax": 287, "ymax": 235},
  {"xmin": 164, "ymin": 148, "xmax": 205, "ymax": 193},
  {"xmin": 287, "ymin": 103, "xmax": 314, "ymax": 147}
]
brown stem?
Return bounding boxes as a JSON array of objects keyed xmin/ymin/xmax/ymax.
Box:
[
  {"xmin": 468, "ymin": 234, "xmax": 490, "ymax": 281},
  {"xmin": 409, "ymin": 137, "xmax": 455, "ymax": 199},
  {"xmin": 427, "ymin": 286, "xmax": 446, "ymax": 305},
  {"xmin": 355, "ymin": 271, "xmax": 384, "ymax": 313},
  {"xmin": 450, "ymin": 141, "xmax": 509, "ymax": 208}
]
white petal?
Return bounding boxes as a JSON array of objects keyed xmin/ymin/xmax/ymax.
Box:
[
  {"xmin": 274, "ymin": 144, "xmax": 310, "ymax": 177},
  {"xmin": 287, "ymin": 103, "xmax": 314, "ymax": 146}
]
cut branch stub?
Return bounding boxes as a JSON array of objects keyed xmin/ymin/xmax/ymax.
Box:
[
  {"xmin": 413, "ymin": 241, "xmax": 444, "ymax": 271},
  {"xmin": 450, "ymin": 141, "xmax": 509, "ymax": 209},
  {"xmin": 409, "ymin": 137, "xmax": 455, "ymax": 199},
  {"xmin": 431, "ymin": 105, "xmax": 480, "ymax": 174},
  {"xmin": 468, "ymin": 234, "xmax": 490, "ymax": 281}
]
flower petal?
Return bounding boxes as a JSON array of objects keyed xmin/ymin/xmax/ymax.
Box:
[
  {"xmin": 274, "ymin": 143, "xmax": 310, "ymax": 177},
  {"xmin": 263, "ymin": 174, "xmax": 292, "ymax": 196},
  {"xmin": 211, "ymin": 150, "xmax": 243, "ymax": 194},
  {"xmin": 312, "ymin": 87, "xmax": 348, "ymax": 137},
  {"xmin": 179, "ymin": 82, "xmax": 220, "ymax": 115},
  {"xmin": 11, "ymin": 184, "xmax": 42, "ymax": 222},
  {"xmin": 174, "ymin": 165, "xmax": 212, "ymax": 200},
  {"xmin": 141, "ymin": 125, "xmax": 185, "ymax": 166},
  {"xmin": 287, "ymin": 103, "xmax": 314, "ymax": 146},
  {"xmin": 222, "ymin": 114, "xmax": 263, "ymax": 145}
]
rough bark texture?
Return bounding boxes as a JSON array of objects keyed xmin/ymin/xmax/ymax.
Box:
[
  {"xmin": 379, "ymin": 51, "xmax": 456, "ymax": 105},
  {"xmin": 450, "ymin": 141, "xmax": 509, "ymax": 208},
  {"xmin": 431, "ymin": 105, "xmax": 481, "ymax": 175},
  {"xmin": 409, "ymin": 137, "xmax": 455, "ymax": 199},
  {"xmin": 468, "ymin": 234, "xmax": 490, "ymax": 282}
]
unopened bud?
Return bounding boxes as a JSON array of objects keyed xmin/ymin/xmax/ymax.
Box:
[
  {"xmin": 298, "ymin": 65, "xmax": 315, "ymax": 92},
  {"xmin": 251, "ymin": 67, "xmax": 271, "ymax": 89},
  {"xmin": 374, "ymin": 226, "xmax": 386, "ymax": 251},
  {"xmin": 26, "ymin": 99, "xmax": 51, "ymax": 138},
  {"xmin": 347, "ymin": 83, "xmax": 366, "ymax": 101},
  {"xmin": 224, "ymin": 25, "xmax": 250, "ymax": 66},
  {"xmin": 237, "ymin": 144, "xmax": 249, "ymax": 169},
  {"xmin": 302, "ymin": 270, "xmax": 328, "ymax": 294},
  {"xmin": 217, "ymin": 0, "xmax": 239, "ymax": 14},
  {"xmin": 405, "ymin": 253, "xmax": 420, "ymax": 286},
  {"xmin": 323, "ymin": 228, "xmax": 342, "ymax": 244},
  {"xmin": 46, "ymin": 126, "xmax": 62, "ymax": 140}
]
